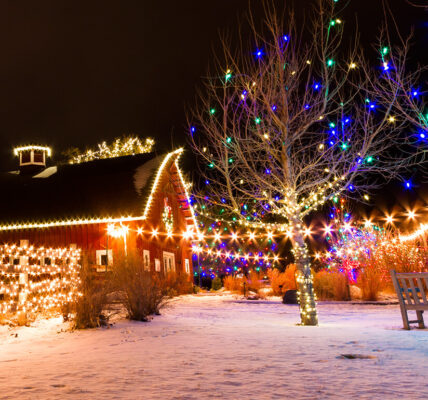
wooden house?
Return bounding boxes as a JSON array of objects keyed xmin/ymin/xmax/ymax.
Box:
[{"xmin": 0, "ymin": 146, "xmax": 198, "ymax": 273}]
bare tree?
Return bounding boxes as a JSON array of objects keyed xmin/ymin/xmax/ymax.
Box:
[
  {"xmin": 188, "ymin": 0, "xmax": 424, "ymax": 325},
  {"xmin": 372, "ymin": 11, "xmax": 427, "ymax": 155},
  {"xmin": 406, "ymin": 1, "xmax": 428, "ymax": 9}
]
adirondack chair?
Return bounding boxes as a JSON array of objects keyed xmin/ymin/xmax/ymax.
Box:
[{"xmin": 390, "ymin": 270, "xmax": 428, "ymax": 330}]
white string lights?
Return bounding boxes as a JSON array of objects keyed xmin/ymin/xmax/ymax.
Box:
[
  {"xmin": 399, "ymin": 223, "xmax": 428, "ymax": 242},
  {"xmin": 13, "ymin": 145, "xmax": 52, "ymax": 157},
  {"xmin": 0, "ymin": 149, "xmax": 192, "ymax": 234},
  {"xmin": 0, "ymin": 244, "xmax": 81, "ymax": 317},
  {"xmin": 69, "ymin": 137, "xmax": 154, "ymax": 164}
]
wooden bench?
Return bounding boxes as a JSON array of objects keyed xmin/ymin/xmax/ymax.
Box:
[{"xmin": 390, "ymin": 270, "xmax": 428, "ymax": 330}]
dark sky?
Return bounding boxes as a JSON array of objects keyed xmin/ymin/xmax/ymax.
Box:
[{"xmin": 0, "ymin": 0, "xmax": 426, "ymax": 171}]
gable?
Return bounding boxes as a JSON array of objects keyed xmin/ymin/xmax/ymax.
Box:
[
  {"xmin": 0, "ymin": 148, "xmax": 199, "ymax": 236},
  {"xmin": 141, "ymin": 150, "xmax": 198, "ymax": 236}
]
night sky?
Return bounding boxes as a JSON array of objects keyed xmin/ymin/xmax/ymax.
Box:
[{"xmin": 0, "ymin": 0, "xmax": 426, "ymax": 172}]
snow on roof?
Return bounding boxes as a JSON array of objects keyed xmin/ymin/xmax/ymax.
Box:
[
  {"xmin": 0, "ymin": 152, "xmax": 172, "ymax": 225},
  {"xmin": 33, "ymin": 166, "xmax": 58, "ymax": 178}
]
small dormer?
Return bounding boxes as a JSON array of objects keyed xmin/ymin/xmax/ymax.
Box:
[{"xmin": 13, "ymin": 145, "xmax": 52, "ymax": 175}]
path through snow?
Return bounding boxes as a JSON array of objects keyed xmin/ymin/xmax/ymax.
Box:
[{"xmin": 0, "ymin": 294, "xmax": 427, "ymax": 399}]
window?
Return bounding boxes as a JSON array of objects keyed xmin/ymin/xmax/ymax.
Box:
[
  {"xmin": 184, "ymin": 258, "xmax": 190, "ymax": 274},
  {"xmin": 162, "ymin": 252, "xmax": 175, "ymax": 273},
  {"xmin": 42, "ymin": 257, "xmax": 51, "ymax": 266},
  {"xmin": 96, "ymin": 250, "xmax": 113, "ymax": 266},
  {"xmin": 33, "ymin": 150, "xmax": 44, "ymax": 163},
  {"xmin": 155, "ymin": 258, "xmax": 161, "ymax": 272},
  {"xmin": 100, "ymin": 254, "xmax": 108, "ymax": 266},
  {"xmin": 143, "ymin": 250, "xmax": 150, "ymax": 271},
  {"xmin": 21, "ymin": 151, "xmax": 31, "ymax": 164}
]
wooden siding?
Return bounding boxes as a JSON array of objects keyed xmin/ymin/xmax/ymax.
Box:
[{"xmin": 0, "ymin": 156, "xmax": 194, "ymax": 273}]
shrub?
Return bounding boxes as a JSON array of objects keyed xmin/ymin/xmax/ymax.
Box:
[
  {"xmin": 247, "ymin": 271, "xmax": 262, "ymax": 293},
  {"xmin": 282, "ymin": 264, "xmax": 298, "ymax": 291},
  {"xmin": 223, "ymin": 275, "xmax": 242, "ymax": 292},
  {"xmin": 111, "ymin": 252, "xmax": 168, "ymax": 321},
  {"xmin": 162, "ymin": 271, "xmax": 193, "ymax": 296},
  {"xmin": 357, "ymin": 262, "xmax": 384, "ymax": 301},
  {"xmin": 211, "ymin": 277, "xmax": 222, "ymax": 291},
  {"xmin": 267, "ymin": 264, "xmax": 297, "ymax": 295},
  {"xmin": 64, "ymin": 258, "xmax": 109, "ymax": 329},
  {"xmin": 313, "ymin": 270, "xmax": 350, "ymax": 301}
]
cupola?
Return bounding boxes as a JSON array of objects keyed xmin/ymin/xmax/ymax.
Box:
[{"xmin": 13, "ymin": 145, "xmax": 52, "ymax": 174}]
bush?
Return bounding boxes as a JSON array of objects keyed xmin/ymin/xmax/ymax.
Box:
[
  {"xmin": 223, "ymin": 275, "xmax": 242, "ymax": 292},
  {"xmin": 111, "ymin": 252, "xmax": 168, "ymax": 321},
  {"xmin": 267, "ymin": 265, "xmax": 297, "ymax": 295},
  {"xmin": 162, "ymin": 271, "xmax": 193, "ymax": 297},
  {"xmin": 211, "ymin": 277, "xmax": 222, "ymax": 291},
  {"xmin": 246, "ymin": 271, "xmax": 262, "ymax": 293},
  {"xmin": 313, "ymin": 270, "xmax": 350, "ymax": 301},
  {"xmin": 357, "ymin": 262, "xmax": 384, "ymax": 301},
  {"xmin": 64, "ymin": 258, "xmax": 109, "ymax": 329}
]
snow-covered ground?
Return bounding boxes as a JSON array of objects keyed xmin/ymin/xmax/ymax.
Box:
[{"xmin": 0, "ymin": 294, "xmax": 427, "ymax": 399}]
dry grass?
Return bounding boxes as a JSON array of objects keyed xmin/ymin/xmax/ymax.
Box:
[
  {"xmin": 267, "ymin": 264, "xmax": 297, "ymax": 296},
  {"xmin": 161, "ymin": 271, "xmax": 193, "ymax": 297},
  {"xmin": 223, "ymin": 275, "xmax": 242, "ymax": 292},
  {"xmin": 313, "ymin": 270, "xmax": 350, "ymax": 301},
  {"xmin": 223, "ymin": 273, "xmax": 267, "ymax": 297},
  {"xmin": 356, "ymin": 262, "xmax": 385, "ymax": 301},
  {"xmin": 247, "ymin": 271, "xmax": 262, "ymax": 293}
]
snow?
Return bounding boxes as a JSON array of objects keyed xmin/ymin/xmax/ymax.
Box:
[
  {"xmin": 32, "ymin": 166, "xmax": 58, "ymax": 178},
  {"xmin": 0, "ymin": 294, "xmax": 427, "ymax": 399}
]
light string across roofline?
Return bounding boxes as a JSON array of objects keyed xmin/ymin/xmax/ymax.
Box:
[
  {"xmin": 13, "ymin": 145, "xmax": 52, "ymax": 157},
  {"xmin": 0, "ymin": 149, "xmax": 188, "ymax": 232},
  {"xmin": 69, "ymin": 136, "xmax": 155, "ymax": 164}
]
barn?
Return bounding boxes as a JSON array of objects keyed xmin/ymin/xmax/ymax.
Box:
[{"xmin": 0, "ymin": 145, "xmax": 198, "ymax": 274}]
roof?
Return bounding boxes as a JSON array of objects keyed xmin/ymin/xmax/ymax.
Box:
[{"xmin": 0, "ymin": 151, "xmax": 175, "ymax": 225}]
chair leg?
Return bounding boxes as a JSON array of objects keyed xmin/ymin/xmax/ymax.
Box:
[
  {"xmin": 400, "ymin": 307, "xmax": 410, "ymax": 330},
  {"xmin": 416, "ymin": 311, "xmax": 425, "ymax": 329}
]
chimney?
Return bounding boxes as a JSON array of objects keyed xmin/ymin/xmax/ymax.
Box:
[{"xmin": 13, "ymin": 145, "xmax": 52, "ymax": 175}]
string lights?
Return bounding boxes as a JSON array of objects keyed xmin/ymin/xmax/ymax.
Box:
[
  {"xmin": 13, "ymin": 145, "xmax": 52, "ymax": 157},
  {"xmin": 0, "ymin": 149, "xmax": 194, "ymax": 234},
  {"xmin": 69, "ymin": 136, "xmax": 154, "ymax": 164},
  {"xmin": 0, "ymin": 244, "xmax": 81, "ymax": 318},
  {"xmin": 399, "ymin": 223, "xmax": 428, "ymax": 242}
]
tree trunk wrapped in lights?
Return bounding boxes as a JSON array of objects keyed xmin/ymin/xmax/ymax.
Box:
[
  {"xmin": 292, "ymin": 228, "xmax": 318, "ymax": 326},
  {"xmin": 188, "ymin": 0, "xmax": 424, "ymax": 325}
]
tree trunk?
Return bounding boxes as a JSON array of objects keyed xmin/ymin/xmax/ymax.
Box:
[{"xmin": 292, "ymin": 230, "xmax": 318, "ymax": 326}]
